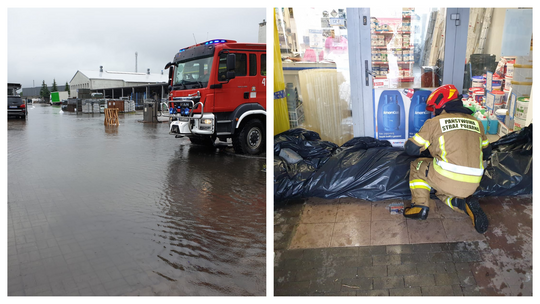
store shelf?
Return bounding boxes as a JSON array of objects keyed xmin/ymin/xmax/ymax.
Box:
[
  {"xmin": 374, "ymin": 76, "xmax": 414, "ymax": 80},
  {"xmin": 372, "ymin": 61, "xmax": 414, "ymax": 64},
  {"xmin": 371, "ymin": 46, "xmax": 414, "ymax": 49},
  {"xmin": 372, "ymin": 31, "xmax": 411, "ymax": 34}
]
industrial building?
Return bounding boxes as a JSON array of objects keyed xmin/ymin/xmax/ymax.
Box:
[
  {"xmin": 21, "ymin": 66, "xmax": 168, "ymax": 107},
  {"xmin": 69, "ymin": 66, "xmax": 168, "ymax": 102}
]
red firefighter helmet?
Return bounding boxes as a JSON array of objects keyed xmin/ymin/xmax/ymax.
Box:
[{"xmin": 426, "ymin": 84, "xmax": 459, "ymax": 112}]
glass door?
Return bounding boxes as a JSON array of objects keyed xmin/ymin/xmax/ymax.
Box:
[
  {"xmin": 364, "ymin": 7, "xmax": 448, "ymax": 146},
  {"xmin": 370, "ymin": 7, "xmax": 446, "ymax": 89}
]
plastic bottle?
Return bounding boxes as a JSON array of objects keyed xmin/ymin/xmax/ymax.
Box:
[
  {"xmin": 477, "ymin": 114, "xmax": 489, "ymax": 133},
  {"xmin": 467, "ymin": 101, "xmax": 477, "ymax": 114},
  {"xmin": 504, "ymin": 110, "xmax": 514, "ymax": 128},
  {"xmin": 487, "ymin": 113, "xmax": 499, "ymax": 135},
  {"xmin": 383, "ymin": 95, "xmax": 400, "ymax": 131},
  {"xmin": 475, "ymin": 103, "xmax": 486, "ymax": 115},
  {"xmin": 285, "ymin": 83, "xmax": 297, "ymax": 112}
]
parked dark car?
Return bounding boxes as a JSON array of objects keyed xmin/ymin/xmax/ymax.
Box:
[{"xmin": 8, "ymin": 96, "xmax": 27, "ymax": 119}]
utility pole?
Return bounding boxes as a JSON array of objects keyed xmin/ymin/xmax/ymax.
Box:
[{"xmin": 135, "ymin": 52, "xmax": 138, "ymax": 73}]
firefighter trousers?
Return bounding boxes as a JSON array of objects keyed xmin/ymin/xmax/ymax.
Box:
[{"xmin": 409, "ymin": 158, "xmax": 470, "ymax": 214}]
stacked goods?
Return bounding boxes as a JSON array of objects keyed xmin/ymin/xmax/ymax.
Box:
[
  {"xmin": 492, "ymin": 75, "xmax": 503, "ymax": 90},
  {"xmin": 471, "ymin": 88, "xmax": 485, "ymax": 103},
  {"xmin": 124, "ymin": 101, "xmax": 129, "ymax": 113},
  {"xmin": 472, "ymin": 76, "xmax": 483, "ymax": 87},
  {"xmin": 82, "ymin": 100, "xmax": 93, "ymax": 113},
  {"xmin": 492, "ymin": 90, "xmax": 506, "ymax": 111},
  {"xmin": 107, "ymin": 100, "xmax": 125, "ymax": 112},
  {"xmin": 514, "ymin": 97, "xmax": 529, "ymax": 132},
  {"xmin": 463, "ymin": 93, "xmax": 499, "ymax": 134},
  {"xmin": 496, "ymin": 50, "xmax": 533, "ymax": 132},
  {"xmin": 403, "ymin": 34, "xmax": 410, "ymax": 48},
  {"xmin": 498, "ymin": 53, "xmax": 532, "ymax": 98}
]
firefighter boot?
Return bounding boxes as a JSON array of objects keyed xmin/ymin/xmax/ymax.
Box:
[
  {"xmin": 403, "ymin": 204, "xmax": 429, "ymax": 220},
  {"xmin": 464, "ymin": 197, "xmax": 489, "ymax": 234}
]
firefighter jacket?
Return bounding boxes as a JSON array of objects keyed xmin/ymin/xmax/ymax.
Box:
[{"xmin": 404, "ymin": 110, "xmax": 491, "ymax": 197}]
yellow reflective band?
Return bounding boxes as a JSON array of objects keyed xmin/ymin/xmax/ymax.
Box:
[
  {"xmin": 433, "ymin": 160, "xmax": 482, "ymax": 184},
  {"xmin": 413, "ymin": 134, "xmax": 430, "ymax": 149},
  {"xmin": 482, "ymin": 139, "xmax": 490, "ymax": 148},
  {"xmin": 410, "ymin": 184, "xmax": 431, "ymax": 190},
  {"xmin": 410, "ymin": 179, "xmax": 431, "ymax": 191},
  {"xmin": 445, "ymin": 197, "xmax": 455, "ymax": 209},
  {"xmin": 439, "ymin": 135, "xmax": 448, "ymax": 162}
]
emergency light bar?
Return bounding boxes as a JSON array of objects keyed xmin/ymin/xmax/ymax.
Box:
[
  {"xmin": 178, "ymin": 39, "xmax": 227, "ymax": 52},
  {"xmin": 204, "ymin": 39, "xmax": 227, "ymax": 45}
]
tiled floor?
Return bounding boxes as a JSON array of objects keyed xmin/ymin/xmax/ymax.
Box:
[
  {"xmin": 288, "ymin": 197, "xmax": 484, "ymax": 250},
  {"xmin": 274, "ymin": 195, "xmax": 532, "ymax": 296}
]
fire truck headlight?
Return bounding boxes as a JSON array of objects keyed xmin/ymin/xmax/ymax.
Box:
[{"xmin": 201, "ymin": 118, "xmax": 213, "ymax": 125}]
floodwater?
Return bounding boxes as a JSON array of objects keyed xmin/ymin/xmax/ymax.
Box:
[{"xmin": 7, "ymin": 104, "xmax": 266, "ymax": 296}]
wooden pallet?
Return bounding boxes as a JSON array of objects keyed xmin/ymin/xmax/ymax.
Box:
[{"xmin": 104, "ymin": 108, "xmax": 119, "ymax": 126}]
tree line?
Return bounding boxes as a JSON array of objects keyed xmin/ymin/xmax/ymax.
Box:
[{"xmin": 39, "ymin": 79, "xmax": 70, "ymax": 102}]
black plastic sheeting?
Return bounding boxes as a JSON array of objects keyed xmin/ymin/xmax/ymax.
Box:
[
  {"xmin": 274, "ymin": 125, "xmax": 532, "ymax": 204},
  {"xmin": 475, "ymin": 124, "xmax": 532, "ymax": 197}
]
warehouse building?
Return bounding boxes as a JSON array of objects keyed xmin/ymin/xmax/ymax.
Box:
[
  {"xmin": 22, "ymin": 85, "xmax": 67, "ymax": 99},
  {"xmin": 69, "ymin": 66, "xmax": 168, "ymax": 105}
]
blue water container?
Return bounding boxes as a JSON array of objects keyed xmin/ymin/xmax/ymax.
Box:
[
  {"xmin": 479, "ymin": 119, "xmax": 489, "ymax": 134},
  {"xmin": 383, "ymin": 95, "xmax": 400, "ymax": 131},
  {"xmin": 487, "ymin": 118, "xmax": 499, "ymax": 135}
]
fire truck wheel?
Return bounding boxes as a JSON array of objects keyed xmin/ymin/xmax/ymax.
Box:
[{"xmin": 233, "ymin": 119, "xmax": 265, "ymax": 155}]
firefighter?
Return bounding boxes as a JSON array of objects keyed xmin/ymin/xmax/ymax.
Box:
[{"xmin": 403, "ymin": 84, "xmax": 491, "ymax": 234}]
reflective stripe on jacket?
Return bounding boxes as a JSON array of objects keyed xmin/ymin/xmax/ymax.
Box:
[{"xmin": 406, "ymin": 111, "xmax": 489, "ymax": 184}]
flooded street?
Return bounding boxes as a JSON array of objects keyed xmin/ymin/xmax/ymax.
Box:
[{"xmin": 7, "ymin": 104, "xmax": 266, "ymax": 296}]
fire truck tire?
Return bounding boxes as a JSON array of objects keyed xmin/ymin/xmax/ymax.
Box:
[
  {"xmin": 189, "ymin": 136, "xmax": 215, "ymax": 147},
  {"xmin": 233, "ymin": 119, "xmax": 265, "ymax": 155}
]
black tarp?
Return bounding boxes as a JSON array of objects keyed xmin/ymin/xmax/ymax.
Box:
[{"xmin": 274, "ymin": 125, "xmax": 532, "ymax": 203}]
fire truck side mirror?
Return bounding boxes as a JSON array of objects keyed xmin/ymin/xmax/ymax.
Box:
[
  {"xmin": 226, "ymin": 53, "xmax": 236, "ymax": 80},
  {"xmin": 167, "ymin": 64, "xmax": 175, "ymax": 86}
]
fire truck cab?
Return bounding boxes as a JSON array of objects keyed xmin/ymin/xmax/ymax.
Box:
[{"xmin": 164, "ymin": 39, "xmax": 266, "ymax": 155}]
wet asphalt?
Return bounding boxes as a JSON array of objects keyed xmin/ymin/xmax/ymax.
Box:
[{"xmin": 7, "ymin": 104, "xmax": 266, "ymax": 296}]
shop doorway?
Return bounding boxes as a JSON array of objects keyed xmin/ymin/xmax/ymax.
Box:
[{"xmin": 348, "ymin": 7, "xmax": 468, "ymax": 145}]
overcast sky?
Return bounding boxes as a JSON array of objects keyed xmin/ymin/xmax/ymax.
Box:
[{"xmin": 7, "ymin": 7, "xmax": 266, "ymax": 89}]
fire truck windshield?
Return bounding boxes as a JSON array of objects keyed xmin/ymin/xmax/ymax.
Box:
[{"xmin": 173, "ymin": 56, "xmax": 214, "ymax": 90}]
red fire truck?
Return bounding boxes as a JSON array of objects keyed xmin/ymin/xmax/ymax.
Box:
[{"xmin": 164, "ymin": 39, "xmax": 266, "ymax": 155}]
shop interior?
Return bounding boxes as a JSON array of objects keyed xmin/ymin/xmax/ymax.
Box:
[
  {"xmin": 275, "ymin": 7, "xmax": 532, "ymax": 145},
  {"xmin": 274, "ymin": 7, "xmax": 532, "ymax": 296}
]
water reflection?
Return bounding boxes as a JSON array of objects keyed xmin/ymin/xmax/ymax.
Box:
[
  {"xmin": 105, "ymin": 125, "xmax": 119, "ymax": 136},
  {"xmin": 8, "ymin": 104, "xmax": 266, "ymax": 296},
  {"xmin": 148, "ymin": 145, "xmax": 266, "ymax": 295}
]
